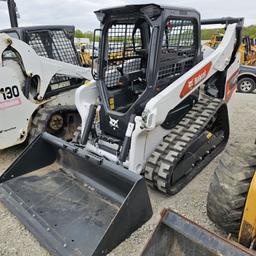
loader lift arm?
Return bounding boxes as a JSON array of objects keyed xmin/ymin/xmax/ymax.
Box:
[
  {"xmin": 142, "ymin": 17, "xmax": 243, "ymax": 129},
  {"xmin": 0, "ymin": 33, "xmax": 91, "ymax": 100}
]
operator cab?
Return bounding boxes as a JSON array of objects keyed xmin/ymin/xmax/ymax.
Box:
[{"xmin": 94, "ymin": 4, "xmax": 201, "ymax": 139}]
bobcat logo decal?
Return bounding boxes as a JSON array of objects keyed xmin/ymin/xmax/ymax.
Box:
[{"xmin": 109, "ymin": 116, "xmax": 119, "ymax": 130}]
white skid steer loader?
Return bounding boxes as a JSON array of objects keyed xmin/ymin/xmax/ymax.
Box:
[
  {"xmin": 0, "ymin": 0, "xmax": 92, "ymax": 149},
  {"xmin": 0, "ymin": 33, "xmax": 91, "ymax": 149},
  {"xmin": 0, "ymin": 4, "xmax": 243, "ymax": 256}
]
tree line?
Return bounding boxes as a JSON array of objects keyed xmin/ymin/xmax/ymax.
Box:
[
  {"xmin": 201, "ymin": 25, "xmax": 256, "ymax": 40},
  {"xmin": 75, "ymin": 25, "xmax": 256, "ymax": 41}
]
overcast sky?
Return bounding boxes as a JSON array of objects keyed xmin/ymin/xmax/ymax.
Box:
[{"xmin": 0, "ymin": 0, "xmax": 255, "ymax": 31}]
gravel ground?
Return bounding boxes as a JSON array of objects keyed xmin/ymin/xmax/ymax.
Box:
[{"xmin": 0, "ymin": 92, "xmax": 255, "ymax": 256}]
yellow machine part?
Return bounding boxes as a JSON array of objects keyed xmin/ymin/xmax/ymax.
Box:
[
  {"xmin": 239, "ymin": 44, "xmax": 246, "ymax": 65},
  {"xmin": 239, "ymin": 172, "xmax": 256, "ymax": 247},
  {"xmin": 205, "ymin": 33, "xmax": 223, "ymax": 49},
  {"xmin": 239, "ymin": 39, "xmax": 256, "ymax": 66},
  {"xmin": 79, "ymin": 43, "xmax": 91, "ymax": 67},
  {"xmin": 80, "ymin": 52, "xmax": 91, "ymax": 67},
  {"xmin": 246, "ymin": 54, "xmax": 256, "ymax": 66}
]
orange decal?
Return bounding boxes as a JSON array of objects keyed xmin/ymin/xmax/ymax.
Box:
[
  {"xmin": 225, "ymin": 69, "xmax": 239, "ymax": 102},
  {"xmin": 180, "ymin": 62, "xmax": 212, "ymax": 98}
]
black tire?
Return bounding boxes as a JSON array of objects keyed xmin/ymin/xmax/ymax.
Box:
[
  {"xmin": 207, "ymin": 143, "xmax": 256, "ymax": 235},
  {"xmin": 237, "ymin": 77, "xmax": 256, "ymax": 93}
]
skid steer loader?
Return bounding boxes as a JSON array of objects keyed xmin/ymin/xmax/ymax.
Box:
[
  {"xmin": 0, "ymin": 0, "xmax": 91, "ymax": 149},
  {"xmin": 0, "ymin": 32, "xmax": 91, "ymax": 149},
  {"xmin": 0, "ymin": 4, "xmax": 243, "ymax": 256}
]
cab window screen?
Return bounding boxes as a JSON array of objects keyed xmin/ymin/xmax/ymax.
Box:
[
  {"xmin": 158, "ymin": 19, "xmax": 196, "ymax": 82},
  {"xmin": 27, "ymin": 30, "xmax": 79, "ymax": 65},
  {"xmin": 104, "ymin": 23, "xmax": 143, "ymax": 88},
  {"xmin": 26, "ymin": 30, "xmax": 81, "ymax": 87}
]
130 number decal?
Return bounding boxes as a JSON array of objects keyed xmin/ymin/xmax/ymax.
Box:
[{"xmin": 0, "ymin": 86, "xmax": 20, "ymax": 100}]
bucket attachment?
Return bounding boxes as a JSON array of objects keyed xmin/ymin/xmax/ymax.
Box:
[
  {"xmin": 0, "ymin": 133, "xmax": 152, "ymax": 256},
  {"xmin": 141, "ymin": 209, "xmax": 254, "ymax": 256}
]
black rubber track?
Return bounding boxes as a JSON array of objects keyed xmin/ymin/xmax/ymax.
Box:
[
  {"xmin": 144, "ymin": 95, "xmax": 228, "ymax": 195},
  {"xmin": 207, "ymin": 142, "xmax": 256, "ymax": 235},
  {"xmin": 29, "ymin": 106, "xmax": 79, "ymax": 143},
  {"xmin": 29, "ymin": 107, "xmax": 49, "ymax": 143}
]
